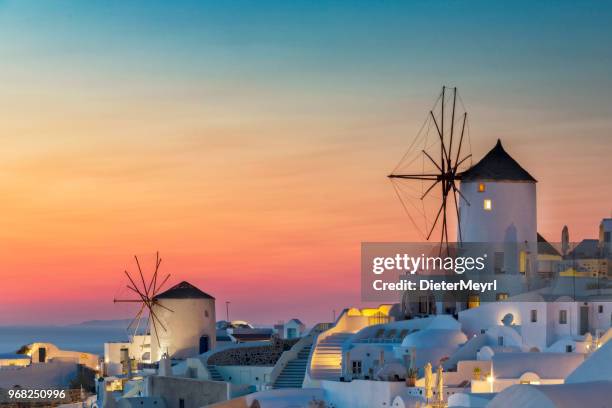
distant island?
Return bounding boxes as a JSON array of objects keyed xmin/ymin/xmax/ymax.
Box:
[{"xmin": 68, "ymin": 319, "xmax": 133, "ymax": 328}]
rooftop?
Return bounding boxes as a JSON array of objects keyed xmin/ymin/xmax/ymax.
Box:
[
  {"xmin": 538, "ymin": 233, "xmax": 562, "ymax": 256},
  {"xmin": 568, "ymin": 239, "xmax": 600, "ymax": 259},
  {"xmin": 492, "ymin": 352, "xmax": 584, "ymax": 379},
  {"xmin": 0, "ymin": 353, "xmax": 30, "ymax": 360},
  {"xmin": 154, "ymin": 281, "xmax": 215, "ymax": 300},
  {"xmin": 460, "ymin": 139, "xmax": 536, "ymax": 182}
]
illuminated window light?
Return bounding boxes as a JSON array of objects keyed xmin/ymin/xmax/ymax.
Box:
[
  {"xmin": 478, "ymin": 183, "xmax": 486, "ymax": 192},
  {"xmin": 496, "ymin": 293, "xmax": 509, "ymax": 301},
  {"xmin": 468, "ymin": 295, "xmax": 480, "ymax": 309},
  {"xmin": 483, "ymin": 199, "xmax": 492, "ymax": 211}
]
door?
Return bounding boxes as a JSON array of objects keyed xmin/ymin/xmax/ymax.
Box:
[
  {"xmin": 580, "ymin": 306, "xmax": 589, "ymax": 335},
  {"xmin": 199, "ymin": 335, "xmax": 209, "ymax": 354},
  {"xmin": 38, "ymin": 347, "xmax": 46, "ymax": 363},
  {"xmin": 287, "ymin": 328, "xmax": 296, "ymax": 339}
]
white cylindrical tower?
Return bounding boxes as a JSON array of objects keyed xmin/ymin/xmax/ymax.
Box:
[
  {"xmin": 459, "ymin": 139, "xmax": 537, "ymax": 244},
  {"xmin": 150, "ymin": 281, "xmax": 216, "ymax": 361},
  {"xmin": 459, "ymin": 140, "xmax": 537, "ymax": 285}
]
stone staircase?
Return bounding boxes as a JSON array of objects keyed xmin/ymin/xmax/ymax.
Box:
[
  {"xmin": 309, "ymin": 332, "xmax": 353, "ymax": 380},
  {"xmin": 207, "ymin": 365, "xmax": 224, "ymax": 381},
  {"xmin": 272, "ymin": 344, "xmax": 313, "ymax": 388}
]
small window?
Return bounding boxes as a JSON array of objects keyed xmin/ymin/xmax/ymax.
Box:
[
  {"xmin": 519, "ymin": 251, "xmax": 527, "ymax": 274},
  {"xmin": 351, "ymin": 360, "xmax": 362, "ymax": 375},
  {"xmin": 531, "ymin": 309, "xmax": 538, "ymax": 323},
  {"xmin": 179, "ymin": 399, "xmax": 185, "ymax": 408},
  {"xmin": 598, "ymin": 305, "xmax": 604, "ymax": 313},
  {"xmin": 559, "ymin": 310, "xmax": 567, "ymax": 324},
  {"xmin": 497, "ymin": 336, "xmax": 504, "ymax": 346},
  {"xmin": 566, "ymin": 345, "xmax": 573, "ymax": 353},
  {"xmin": 496, "ymin": 293, "xmax": 509, "ymax": 301},
  {"xmin": 483, "ymin": 199, "xmax": 492, "ymax": 211},
  {"xmin": 205, "ymin": 310, "xmax": 209, "ymax": 318},
  {"xmin": 478, "ymin": 183, "xmax": 486, "ymax": 192},
  {"xmin": 494, "ymin": 252, "xmax": 504, "ymax": 274},
  {"xmin": 468, "ymin": 295, "xmax": 480, "ymax": 309}
]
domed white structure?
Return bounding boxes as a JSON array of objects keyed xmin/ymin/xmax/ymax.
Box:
[
  {"xmin": 399, "ymin": 328, "xmax": 467, "ymax": 372},
  {"xmin": 459, "ymin": 140, "xmax": 538, "ymax": 286},
  {"xmin": 150, "ymin": 281, "xmax": 216, "ymax": 361}
]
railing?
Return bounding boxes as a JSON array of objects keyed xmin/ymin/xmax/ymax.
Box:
[{"xmin": 309, "ymin": 322, "xmax": 333, "ymax": 335}]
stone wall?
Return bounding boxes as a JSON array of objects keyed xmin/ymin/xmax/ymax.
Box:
[
  {"xmin": 147, "ymin": 375, "xmax": 228, "ymax": 408},
  {"xmin": 208, "ymin": 338, "xmax": 298, "ymax": 366}
]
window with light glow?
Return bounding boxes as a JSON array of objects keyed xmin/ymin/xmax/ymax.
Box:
[
  {"xmin": 496, "ymin": 293, "xmax": 509, "ymax": 301},
  {"xmin": 519, "ymin": 251, "xmax": 527, "ymax": 273},
  {"xmin": 468, "ymin": 295, "xmax": 480, "ymax": 309},
  {"xmin": 478, "ymin": 183, "xmax": 486, "ymax": 192},
  {"xmin": 483, "ymin": 199, "xmax": 492, "ymax": 211}
]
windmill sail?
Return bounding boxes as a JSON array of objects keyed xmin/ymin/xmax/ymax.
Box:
[{"xmin": 389, "ymin": 86, "xmax": 472, "ymax": 250}]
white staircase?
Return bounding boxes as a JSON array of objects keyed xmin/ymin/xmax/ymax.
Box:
[
  {"xmin": 309, "ymin": 332, "xmax": 353, "ymax": 380},
  {"xmin": 272, "ymin": 344, "xmax": 312, "ymax": 388},
  {"xmin": 207, "ymin": 365, "xmax": 224, "ymax": 381}
]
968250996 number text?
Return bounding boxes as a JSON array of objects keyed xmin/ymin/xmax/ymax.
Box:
[{"xmin": 7, "ymin": 389, "xmax": 66, "ymax": 399}]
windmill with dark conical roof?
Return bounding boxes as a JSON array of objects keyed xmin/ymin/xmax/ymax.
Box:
[
  {"xmin": 457, "ymin": 138, "xmax": 537, "ymax": 245},
  {"xmin": 114, "ymin": 254, "xmax": 217, "ymax": 362},
  {"xmin": 150, "ymin": 280, "xmax": 216, "ymax": 361},
  {"xmin": 458, "ymin": 139, "xmax": 539, "ymax": 293}
]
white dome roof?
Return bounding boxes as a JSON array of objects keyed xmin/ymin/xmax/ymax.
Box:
[{"xmin": 401, "ymin": 329, "xmax": 467, "ymax": 349}]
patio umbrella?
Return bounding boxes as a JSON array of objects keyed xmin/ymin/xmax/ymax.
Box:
[
  {"xmin": 424, "ymin": 362, "xmax": 433, "ymax": 402},
  {"xmin": 436, "ymin": 365, "xmax": 444, "ymax": 403}
]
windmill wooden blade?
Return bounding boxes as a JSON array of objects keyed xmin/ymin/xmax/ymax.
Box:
[
  {"xmin": 452, "ymin": 182, "xmax": 470, "ymax": 206},
  {"xmin": 124, "ymin": 270, "xmax": 141, "ymax": 296},
  {"xmin": 452, "ymin": 186, "xmax": 463, "ymax": 244},
  {"xmin": 454, "ymin": 112, "xmax": 468, "ymax": 170},
  {"xmin": 427, "ymin": 203, "xmax": 445, "ymax": 241},
  {"xmin": 148, "ymin": 305, "xmax": 167, "ymax": 333},
  {"xmin": 389, "ymin": 86, "xmax": 472, "ymax": 247},
  {"xmin": 150, "ymin": 253, "xmax": 162, "ymax": 295},
  {"xmin": 421, "ymin": 180, "xmax": 440, "ymax": 200},
  {"xmin": 154, "ymin": 273, "xmax": 171, "ymax": 296},
  {"xmin": 134, "ymin": 255, "xmax": 150, "ymax": 297},
  {"xmin": 423, "ymin": 150, "xmax": 443, "ymax": 172},
  {"xmin": 149, "ymin": 309, "xmax": 162, "ymax": 348},
  {"xmin": 127, "ymin": 303, "xmax": 146, "ymax": 334},
  {"xmin": 126, "ymin": 285, "xmax": 147, "ymax": 301},
  {"xmin": 114, "ymin": 252, "xmax": 173, "ymax": 344},
  {"xmin": 154, "ymin": 302, "xmax": 174, "ymax": 313}
]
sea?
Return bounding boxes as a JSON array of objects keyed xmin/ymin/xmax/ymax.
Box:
[{"xmin": 0, "ymin": 325, "xmax": 132, "ymax": 355}]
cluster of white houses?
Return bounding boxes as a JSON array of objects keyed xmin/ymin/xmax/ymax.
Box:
[
  {"xmin": 0, "ymin": 342, "xmax": 99, "ymax": 393},
  {"xmin": 93, "ymin": 140, "xmax": 611, "ymax": 408}
]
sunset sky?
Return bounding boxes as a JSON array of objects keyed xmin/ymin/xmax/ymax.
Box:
[{"xmin": 1, "ymin": 1, "xmax": 611, "ymax": 325}]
